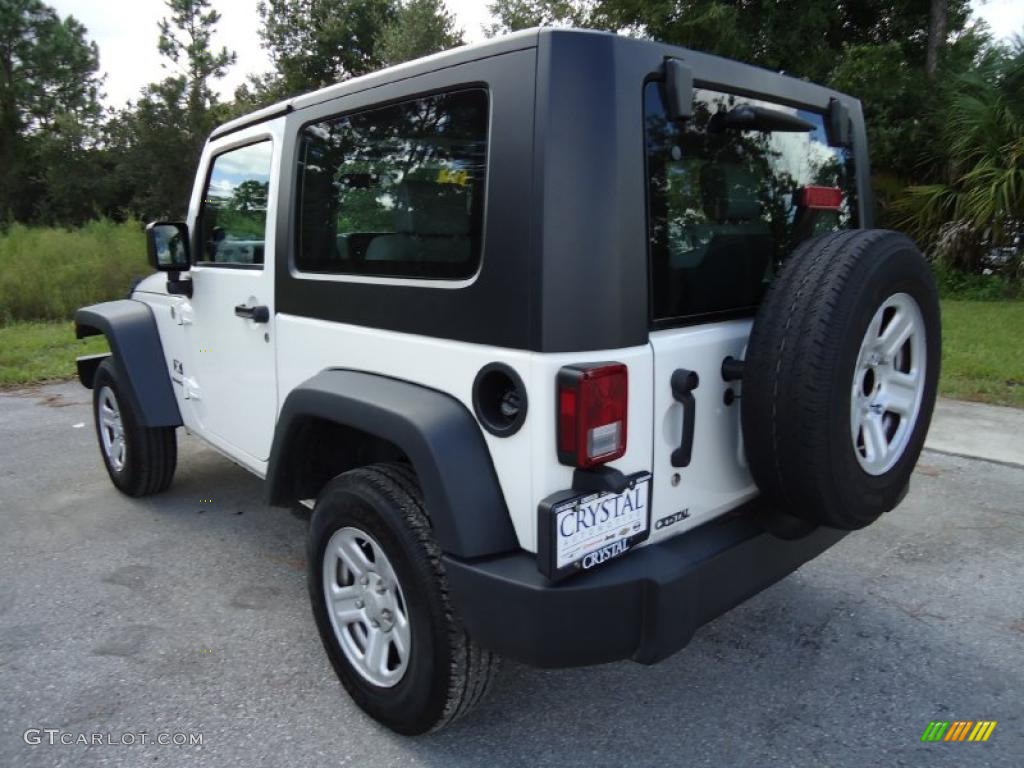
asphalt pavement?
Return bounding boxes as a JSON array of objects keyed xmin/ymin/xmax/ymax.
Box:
[{"xmin": 1, "ymin": 381, "xmax": 1022, "ymax": 767}]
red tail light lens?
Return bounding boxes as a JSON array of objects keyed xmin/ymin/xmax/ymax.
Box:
[
  {"xmin": 557, "ymin": 363, "xmax": 628, "ymax": 468},
  {"xmin": 797, "ymin": 185, "xmax": 844, "ymax": 210}
]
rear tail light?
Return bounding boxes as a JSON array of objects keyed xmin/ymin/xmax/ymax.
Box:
[
  {"xmin": 557, "ymin": 363, "xmax": 628, "ymax": 468},
  {"xmin": 796, "ymin": 185, "xmax": 844, "ymax": 210}
]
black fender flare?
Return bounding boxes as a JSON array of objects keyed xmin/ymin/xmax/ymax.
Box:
[
  {"xmin": 267, "ymin": 369, "xmax": 519, "ymax": 559},
  {"xmin": 75, "ymin": 300, "xmax": 182, "ymax": 428}
]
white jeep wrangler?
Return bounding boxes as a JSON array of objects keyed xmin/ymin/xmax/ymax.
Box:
[{"xmin": 75, "ymin": 29, "xmax": 940, "ymax": 734}]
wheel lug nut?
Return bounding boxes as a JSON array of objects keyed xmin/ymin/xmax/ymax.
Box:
[
  {"xmin": 359, "ymin": 576, "xmax": 369, "ymax": 586},
  {"xmin": 355, "ymin": 599, "xmax": 364, "ymax": 609}
]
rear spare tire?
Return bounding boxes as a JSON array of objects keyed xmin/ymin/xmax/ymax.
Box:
[{"xmin": 742, "ymin": 230, "xmax": 940, "ymax": 530}]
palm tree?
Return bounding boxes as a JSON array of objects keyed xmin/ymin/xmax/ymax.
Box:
[{"xmin": 894, "ymin": 38, "xmax": 1024, "ymax": 277}]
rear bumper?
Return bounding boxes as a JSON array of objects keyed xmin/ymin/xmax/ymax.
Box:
[{"xmin": 443, "ymin": 503, "xmax": 847, "ymax": 668}]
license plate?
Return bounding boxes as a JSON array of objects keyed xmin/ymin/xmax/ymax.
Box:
[{"xmin": 537, "ymin": 473, "xmax": 651, "ymax": 581}]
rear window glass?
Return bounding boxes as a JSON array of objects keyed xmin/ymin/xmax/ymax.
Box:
[
  {"xmin": 644, "ymin": 82, "xmax": 857, "ymax": 322},
  {"xmin": 295, "ymin": 89, "xmax": 488, "ymax": 280}
]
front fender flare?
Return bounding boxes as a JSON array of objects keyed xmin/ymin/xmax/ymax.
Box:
[
  {"xmin": 75, "ymin": 300, "xmax": 182, "ymax": 428},
  {"xmin": 267, "ymin": 369, "xmax": 519, "ymax": 559}
]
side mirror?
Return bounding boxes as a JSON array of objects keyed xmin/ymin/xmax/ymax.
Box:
[
  {"xmin": 664, "ymin": 59, "xmax": 693, "ymax": 121},
  {"xmin": 146, "ymin": 221, "xmax": 191, "ymax": 272}
]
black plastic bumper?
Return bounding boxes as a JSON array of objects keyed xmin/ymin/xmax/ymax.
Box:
[{"xmin": 443, "ymin": 505, "xmax": 847, "ymax": 668}]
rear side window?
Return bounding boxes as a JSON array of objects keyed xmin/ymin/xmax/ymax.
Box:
[
  {"xmin": 295, "ymin": 89, "xmax": 488, "ymax": 280},
  {"xmin": 197, "ymin": 141, "xmax": 273, "ymax": 267},
  {"xmin": 644, "ymin": 83, "xmax": 857, "ymax": 323}
]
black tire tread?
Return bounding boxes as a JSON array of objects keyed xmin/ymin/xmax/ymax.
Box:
[
  {"xmin": 742, "ymin": 230, "xmax": 939, "ymax": 529},
  {"xmin": 314, "ymin": 462, "xmax": 498, "ymax": 732},
  {"xmin": 93, "ymin": 359, "xmax": 176, "ymax": 497},
  {"xmin": 363, "ymin": 462, "xmax": 499, "ymax": 728},
  {"xmin": 751, "ymin": 230, "xmax": 863, "ymax": 507}
]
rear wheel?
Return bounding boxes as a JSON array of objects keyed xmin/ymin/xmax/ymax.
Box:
[
  {"xmin": 92, "ymin": 359, "xmax": 176, "ymax": 497},
  {"xmin": 307, "ymin": 463, "xmax": 499, "ymax": 734},
  {"xmin": 742, "ymin": 230, "xmax": 940, "ymax": 530}
]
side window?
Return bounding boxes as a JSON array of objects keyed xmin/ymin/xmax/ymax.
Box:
[
  {"xmin": 197, "ymin": 141, "xmax": 273, "ymax": 266},
  {"xmin": 295, "ymin": 89, "xmax": 488, "ymax": 280}
]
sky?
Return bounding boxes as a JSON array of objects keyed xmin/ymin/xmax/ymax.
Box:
[{"xmin": 50, "ymin": 0, "xmax": 1024, "ymax": 110}]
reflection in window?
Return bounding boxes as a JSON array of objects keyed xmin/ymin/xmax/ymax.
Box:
[
  {"xmin": 295, "ymin": 89, "xmax": 488, "ymax": 279},
  {"xmin": 645, "ymin": 84, "xmax": 857, "ymax": 321},
  {"xmin": 198, "ymin": 141, "xmax": 273, "ymax": 265}
]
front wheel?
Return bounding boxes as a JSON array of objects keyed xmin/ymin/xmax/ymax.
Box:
[
  {"xmin": 307, "ymin": 463, "xmax": 499, "ymax": 734},
  {"xmin": 92, "ymin": 359, "xmax": 176, "ymax": 497}
]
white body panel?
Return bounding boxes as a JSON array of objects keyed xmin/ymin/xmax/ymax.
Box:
[
  {"xmin": 182, "ymin": 122, "xmax": 282, "ymax": 466},
  {"xmin": 134, "ymin": 119, "xmax": 760, "ymax": 556},
  {"xmin": 648, "ymin": 321, "xmax": 758, "ymax": 538},
  {"xmin": 136, "ymin": 121, "xmax": 285, "ymax": 476},
  {"xmin": 275, "ymin": 315, "xmax": 654, "ymax": 552}
]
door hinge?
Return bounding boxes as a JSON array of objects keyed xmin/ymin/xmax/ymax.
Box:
[{"xmin": 179, "ymin": 302, "xmax": 194, "ymax": 325}]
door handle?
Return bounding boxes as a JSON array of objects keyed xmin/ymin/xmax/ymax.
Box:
[
  {"xmin": 670, "ymin": 368, "xmax": 700, "ymax": 468},
  {"xmin": 234, "ymin": 304, "xmax": 269, "ymax": 323}
]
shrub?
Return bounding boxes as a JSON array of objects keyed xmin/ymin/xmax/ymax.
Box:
[
  {"xmin": 932, "ymin": 260, "xmax": 1021, "ymax": 300},
  {"xmin": 0, "ymin": 220, "xmax": 149, "ymax": 324}
]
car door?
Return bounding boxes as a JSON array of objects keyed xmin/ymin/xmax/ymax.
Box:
[{"xmin": 182, "ymin": 126, "xmax": 280, "ymax": 466}]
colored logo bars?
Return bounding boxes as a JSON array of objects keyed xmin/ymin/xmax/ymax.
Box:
[{"xmin": 921, "ymin": 721, "xmax": 997, "ymax": 742}]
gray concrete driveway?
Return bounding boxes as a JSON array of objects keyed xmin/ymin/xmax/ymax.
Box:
[{"xmin": 1, "ymin": 382, "xmax": 1022, "ymax": 767}]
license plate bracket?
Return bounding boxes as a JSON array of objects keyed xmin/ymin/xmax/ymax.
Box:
[{"xmin": 537, "ymin": 472, "xmax": 652, "ymax": 582}]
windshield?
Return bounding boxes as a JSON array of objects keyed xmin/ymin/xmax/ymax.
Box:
[{"xmin": 644, "ymin": 82, "xmax": 857, "ymax": 323}]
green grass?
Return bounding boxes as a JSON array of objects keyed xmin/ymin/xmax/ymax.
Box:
[
  {"xmin": 0, "ymin": 322, "xmax": 108, "ymax": 387},
  {"xmin": 940, "ymin": 300, "xmax": 1024, "ymax": 408},
  {"xmin": 4, "ymin": 302, "xmax": 1020, "ymax": 407},
  {"xmin": 934, "ymin": 262, "xmax": 1022, "ymax": 301},
  {"xmin": 0, "ymin": 219, "xmax": 148, "ymax": 324}
]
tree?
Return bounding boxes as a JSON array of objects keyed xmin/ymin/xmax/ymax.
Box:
[
  {"xmin": 485, "ymin": 0, "xmax": 975, "ymax": 86},
  {"xmin": 109, "ymin": 0, "xmax": 237, "ymax": 220},
  {"xmin": 232, "ymin": 71, "xmax": 288, "ymax": 114},
  {"xmin": 110, "ymin": 79, "xmax": 196, "ymax": 220},
  {"xmin": 485, "ymin": 0, "xmax": 594, "ymax": 36},
  {"xmin": 926, "ymin": 0, "xmax": 949, "ymax": 80},
  {"xmin": 894, "ymin": 42, "xmax": 1024, "ymax": 276},
  {"xmin": 157, "ymin": 0, "xmax": 237, "ymax": 145},
  {"xmin": 256, "ymin": 0, "xmax": 397, "ymax": 97},
  {"xmin": 230, "ymin": 179, "xmax": 270, "ymax": 213},
  {"xmin": 378, "ymin": 0, "xmax": 463, "ymax": 66},
  {"xmin": 586, "ymin": 0, "xmax": 974, "ymax": 84},
  {"xmin": 0, "ymin": 0, "xmax": 102, "ymax": 221}
]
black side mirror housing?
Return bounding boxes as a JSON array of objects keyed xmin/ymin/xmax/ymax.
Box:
[
  {"xmin": 664, "ymin": 59, "xmax": 693, "ymax": 121},
  {"xmin": 145, "ymin": 221, "xmax": 192, "ymax": 297},
  {"xmin": 146, "ymin": 221, "xmax": 191, "ymax": 272}
]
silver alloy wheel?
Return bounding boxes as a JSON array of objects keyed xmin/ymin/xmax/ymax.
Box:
[
  {"xmin": 97, "ymin": 386, "xmax": 126, "ymax": 472},
  {"xmin": 850, "ymin": 292, "xmax": 927, "ymax": 476},
  {"xmin": 322, "ymin": 526, "xmax": 411, "ymax": 688}
]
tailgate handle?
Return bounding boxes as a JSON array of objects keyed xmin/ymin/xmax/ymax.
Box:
[{"xmin": 670, "ymin": 369, "xmax": 700, "ymax": 468}]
